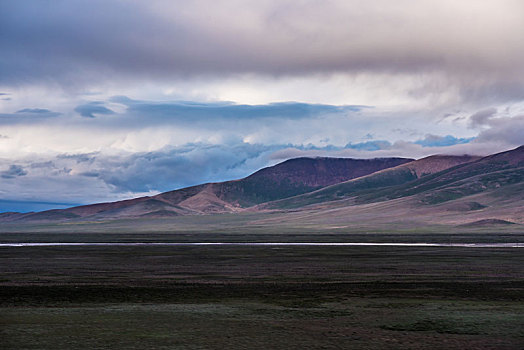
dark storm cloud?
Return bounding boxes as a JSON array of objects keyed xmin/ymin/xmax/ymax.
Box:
[
  {"xmin": 0, "ymin": 143, "xmax": 282, "ymax": 210},
  {"xmin": 22, "ymin": 139, "xmax": 418, "ymax": 196},
  {"xmin": 78, "ymin": 171, "xmax": 100, "ymax": 178},
  {"xmin": 0, "ymin": 108, "xmax": 61, "ymax": 123},
  {"xmin": 29, "ymin": 161, "xmax": 54, "ymax": 169},
  {"xmin": 74, "ymin": 102, "xmax": 115, "ymax": 118},
  {"xmin": 469, "ymin": 108, "xmax": 498, "ymax": 128},
  {"xmin": 1, "ymin": 1, "xmax": 523, "ymax": 103},
  {"xmin": 90, "ymin": 143, "xmax": 282, "ymax": 193},
  {"xmin": 111, "ymin": 96, "xmax": 360, "ymax": 125},
  {"xmin": 56, "ymin": 153, "xmax": 97, "ymax": 164},
  {"xmin": 17, "ymin": 108, "xmax": 54, "ymax": 114},
  {"xmin": 475, "ymin": 114, "xmax": 524, "ymax": 145},
  {"xmin": 1, "ymin": 165, "xmax": 27, "ymax": 179}
]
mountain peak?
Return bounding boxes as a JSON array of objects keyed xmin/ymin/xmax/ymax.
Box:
[{"xmin": 3, "ymin": 146, "xmax": 522, "ymax": 223}]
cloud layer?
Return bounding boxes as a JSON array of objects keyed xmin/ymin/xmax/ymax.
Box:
[
  {"xmin": 0, "ymin": 94, "xmax": 522, "ymax": 210},
  {"xmin": 0, "ymin": 99, "xmax": 520, "ymax": 211},
  {"xmin": 2, "ymin": 1, "xmax": 524, "ymax": 106}
]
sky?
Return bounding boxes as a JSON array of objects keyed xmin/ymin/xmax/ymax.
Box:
[{"xmin": 1, "ymin": 0, "xmax": 523, "ymax": 212}]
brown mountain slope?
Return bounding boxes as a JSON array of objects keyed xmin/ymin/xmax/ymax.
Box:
[
  {"xmin": 10, "ymin": 156, "xmax": 412, "ymax": 221},
  {"xmin": 249, "ymin": 183, "xmax": 524, "ymax": 228},
  {"xmin": 255, "ymin": 146, "xmax": 524, "ymax": 225},
  {"xmin": 205, "ymin": 157, "xmax": 413, "ymax": 206},
  {"xmin": 402, "ymin": 154, "xmax": 482, "ymax": 177},
  {"xmin": 259, "ymin": 154, "xmax": 480, "ymax": 210},
  {"xmin": 360, "ymin": 145, "xmax": 523, "ymax": 205}
]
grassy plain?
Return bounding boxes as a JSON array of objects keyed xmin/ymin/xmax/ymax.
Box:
[{"xmin": 1, "ymin": 226, "xmax": 523, "ymax": 349}]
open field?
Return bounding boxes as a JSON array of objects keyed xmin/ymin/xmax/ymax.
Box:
[
  {"xmin": 1, "ymin": 234, "xmax": 523, "ymax": 349},
  {"xmin": 2, "ymin": 298, "xmax": 522, "ymax": 349},
  {"xmin": 0, "ymin": 212, "xmax": 523, "ymax": 242}
]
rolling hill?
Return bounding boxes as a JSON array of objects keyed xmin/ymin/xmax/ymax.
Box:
[
  {"xmin": 253, "ymin": 146, "xmax": 523, "ymax": 226},
  {"xmin": 6, "ymin": 156, "xmax": 411, "ymax": 221},
  {"xmin": 2, "ymin": 146, "xmax": 522, "ymax": 225},
  {"xmin": 259, "ymin": 154, "xmax": 481, "ymax": 210}
]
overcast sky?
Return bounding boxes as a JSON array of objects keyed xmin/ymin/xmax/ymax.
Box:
[{"xmin": 1, "ymin": 0, "xmax": 523, "ymax": 211}]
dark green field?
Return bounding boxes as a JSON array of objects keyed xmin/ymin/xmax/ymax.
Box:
[{"xmin": 1, "ymin": 230, "xmax": 523, "ymax": 349}]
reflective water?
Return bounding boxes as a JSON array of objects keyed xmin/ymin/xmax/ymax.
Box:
[{"xmin": 1, "ymin": 242, "xmax": 522, "ymax": 248}]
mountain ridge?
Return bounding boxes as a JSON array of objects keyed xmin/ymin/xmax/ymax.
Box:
[
  {"xmin": 258, "ymin": 154, "xmax": 481, "ymax": 210},
  {"xmin": 253, "ymin": 146, "xmax": 523, "ymax": 226},
  {"xmin": 4, "ymin": 156, "xmax": 413, "ymax": 221},
  {"xmin": 2, "ymin": 146, "xmax": 522, "ymax": 224}
]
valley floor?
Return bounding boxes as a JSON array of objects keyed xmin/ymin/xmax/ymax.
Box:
[{"xmin": 1, "ymin": 231, "xmax": 523, "ymax": 349}]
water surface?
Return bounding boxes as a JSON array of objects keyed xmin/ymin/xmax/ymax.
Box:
[{"xmin": 1, "ymin": 242, "xmax": 522, "ymax": 248}]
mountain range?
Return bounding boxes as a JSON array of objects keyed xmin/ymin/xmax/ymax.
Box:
[{"xmin": 1, "ymin": 145, "xmax": 523, "ymax": 226}]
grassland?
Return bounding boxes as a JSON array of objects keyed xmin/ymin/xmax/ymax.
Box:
[{"xmin": 1, "ymin": 229, "xmax": 523, "ymax": 349}]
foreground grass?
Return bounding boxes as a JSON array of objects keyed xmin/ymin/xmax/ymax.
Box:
[
  {"xmin": 1, "ymin": 243, "xmax": 523, "ymax": 349},
  {"xmin": 2, "ymin": 299, "xmax": 523, "ymax": 350}
]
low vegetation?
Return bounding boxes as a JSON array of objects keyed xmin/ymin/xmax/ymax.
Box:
[{"xmin": 1, "ymin": 238, "xmax": 523, "ymax": 349}]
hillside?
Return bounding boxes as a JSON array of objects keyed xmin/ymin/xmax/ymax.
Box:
[
  {"xmin": 357, "ymin": 145, "xmax": 523, "ymax": 205},
  {"xmin": 253, "ymin": 146, "xmax": 523, "ymax": 226},
  {"xmin": 7, "ymin": 157, "xmax": 411, "ymax": 221},
  {"xmin": 260, "ymin": 154, "xmax": 481, "ymax": 209},
  {"xmin": 213, "ymin": 157, "xmax": 412, "ymax": 206},
  {"xmin": 3, "ymin": 146, "xmax": 522, "ymax": 225}
]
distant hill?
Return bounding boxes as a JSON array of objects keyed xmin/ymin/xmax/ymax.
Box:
[
  {"xmin": 267, "ymin": 146, "xmax": 523, "ymax": 210},
  {"xmin": 214, "ymin": 157, "xmax": 413, "ymax": 206},
  {"xmin": 3, "ymin": 146, "xmax": 522, "ymax": 225},
  {"xmin": 260, "ymin": 154, "xmax": 481, "ymax": 209},
  {"xmin": 8, "ymin": 157, "xmax": 412, "ymax": 221},
  {"xmin": 389, "ymin": 146, "xmax": 524, "ymax": 205},
  {"xmin": 253, "ymin": 146, "xmax": 523, "ymax": 226},
  {"xmin": 458, "ymin": 219, "xmax": 517, "ymax": 227}
]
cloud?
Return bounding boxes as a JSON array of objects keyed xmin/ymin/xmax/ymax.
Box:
[
  {"xmin": 414, "ymin": 134, "xmax": 474, "ymax": 147},
  {"xmin": 475, "ymin": 114, "xmax": 524, "ymax": 145},
  {"xmin": 1, "ymin": 165, "xmax": 27, "ymax": 179},
  {"xmin": 0, "ymin": 108, "xmax": 61, "ymax": 123},
  {"xmin": 29, "ymin": 161, "xmax": 54, "ymax": 169},
  {"xmin": 268, "ymin": 112, "xmax": 523, "ymax": 160},
  {"xmin": 267, "ymin": 141, "xmax": 510, "ymax": 162},
  {"xmin": 17, "ymin": 108, "xmax": 53, "ymax": 114},
  {"xmin": 0, "ymin": 97, "xmax": 520, "ymax": 214},
  {"xmin": 111, "ymin": 96, "xmax": 361, "ymax": 124},
  {"xmin": 0, "ymin": 97, "xmax": 375, "ymax": 157},
  {"xmin": 0, "ymin": 95, "xmax": 512, "ymax": 161},
  {"xmin": 1, "ymin": 1, "xmax": 523, "ymax": 106},
  {"xmin": 57, "ymin": 153, "xmax": 97, "ymax": 163},
  {"xmin": 469, "ymin": 107, "xmax": 498, "ymax": 128},
  {"xmin": 345, "ymin": 140, "xmax": 392, "ymax": 151},
  {"xmin": 83, "ymin": 143, "xmax": 282, "ymax": 193},
  {"xmin": 0, "ymin": 143, "xmax": 280, "ymax": 202},
  {"xmin": 0, "ymin": 125, "xmax": 520, "ymax": 212},
  {"xmin": 74, "ymin": 102, "xmax": 115, "ymax": 118}
]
